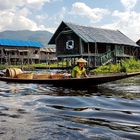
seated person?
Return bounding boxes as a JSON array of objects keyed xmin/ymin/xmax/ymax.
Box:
[{"xmin": 71, "ymin": 58, "xmax": 88, "ymax": 78}]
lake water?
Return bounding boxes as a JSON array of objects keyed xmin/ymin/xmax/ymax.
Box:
[{"xmin": 0, "ymin": 75, "xmax": 140, "ymax": 140}]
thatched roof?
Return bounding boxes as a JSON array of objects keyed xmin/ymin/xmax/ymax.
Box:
[{"xmin": 49, "ymin": 21, "xmax": 138, "ymax": 47}]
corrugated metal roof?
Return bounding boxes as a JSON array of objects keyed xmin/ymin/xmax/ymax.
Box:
[
  {"xmin": 49, "ymin": 21, "xmax": 138, "ymax": 47},
  {"xmin": 65, "ymin": 22, "xmax": 138, "ymax": 47},
  {"xmin": 0, "ymin": 39, "xmax": 43, "ymax": 48}
]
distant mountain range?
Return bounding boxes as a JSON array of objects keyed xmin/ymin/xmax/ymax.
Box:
[{"xmin": 0, "ymin": 30, "xmax": 53, "ymax": 47}]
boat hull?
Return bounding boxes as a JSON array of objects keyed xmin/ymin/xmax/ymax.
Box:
[{"xmin": 0, "ymin": 72, "xmax": 140, "ymax": 88}]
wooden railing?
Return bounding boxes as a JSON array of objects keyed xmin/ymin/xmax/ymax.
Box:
[
  {"xmin": 96, "ymin": 50, "xmax": 115, "ymax": 66},
  {"xmin": 3, "ymin": 54, "xmax": 40, "ymax": 59}
]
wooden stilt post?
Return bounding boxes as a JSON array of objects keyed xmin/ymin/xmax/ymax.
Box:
[
  {"xmin": 95, "ymin": 42, "xmax": 97, "ymax": 67},
  {"xmin": 87, "ymin": 42, "xmax": 90, "ymax": 67}
]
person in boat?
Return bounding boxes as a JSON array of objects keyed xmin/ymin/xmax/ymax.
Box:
[{"xmin": 71, "ymin": 58, "xmax": 88, "ymax": 78}]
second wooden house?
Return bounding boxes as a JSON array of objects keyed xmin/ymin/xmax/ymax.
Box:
[{"xmin": 0, "ymin": 39, "xmax": 43, "ymax": 65}]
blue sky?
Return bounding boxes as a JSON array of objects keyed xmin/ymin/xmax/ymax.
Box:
[{"xmin": 0, "ymin": 0, "xmax": 140, "ymax": 41}]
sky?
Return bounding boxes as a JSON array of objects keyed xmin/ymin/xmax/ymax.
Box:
[{"xmin": 0, "ymin": 0, "xmax": 140, "ymax": 41}]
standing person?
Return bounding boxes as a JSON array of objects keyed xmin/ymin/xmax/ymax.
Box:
[{"xmin": 71, "ymin": 58, "xmax": 88, "ymax": 78}]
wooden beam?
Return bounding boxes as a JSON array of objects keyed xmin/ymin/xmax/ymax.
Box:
[
  {"xmin": 87, "ymin": 42, "xmax": 90, "ymax": 67},
  {"xmin": 95, "ymin": 42, "xmax": 97, "ymax": 67}
]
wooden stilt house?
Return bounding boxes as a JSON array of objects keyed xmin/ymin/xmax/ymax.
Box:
[
  {"xmin": 40, "ymin": 47, "xmax": 56, "ymax": 63},
  {"xmin": 0, "ymin": 39, "xmax": 43, "ymax": 65},
  {"xmin": 48, "ymin": 21, "xmax": 139, "ymax": 68}
]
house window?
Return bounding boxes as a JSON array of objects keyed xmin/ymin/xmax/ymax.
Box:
[
  {"xmin": 20, "ymin": 52, "xmax": 28, "ymax": 55},
  {"xmin": 66, "ymin": 40, "xmax": 74, "ymax": 50},
  {"xmin": 115, "ymin": 45, "xmax": 124, "ymax": 55},
  {"xmin": 106, "ymin": 45, "xmax": 111, "ymax": 52},
  {"xmin": 24, "ymin": 52, "xmax": 28, "ymax": 55},
  {"xmin": 11, "ymin": 52, "xmax": 15, "ymax": 55},
  {"xmin": 20, "ymin": 52, "xmax": 23, "ymax": 55},
  {"xmin": 34, "ymin": 50, "xmax": 38, "ymax": 54}
]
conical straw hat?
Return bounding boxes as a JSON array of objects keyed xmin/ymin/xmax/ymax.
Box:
[{"xmin": 76, "ymin": 58, "xmax": 87, "ymax": 63}]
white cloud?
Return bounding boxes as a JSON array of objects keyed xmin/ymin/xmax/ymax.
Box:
[
  {"xmin": 46, "ymin": 27, "xmax": 56, "ymax": 33},
  {"xmin": 121, "ymin": 0, "xmax": 137, "ymax": 11},
  {"xmin": 99, "ymin": 0, "xmax": 139, "ymax": 41},
  {"xmin": 71, "ymin": 2, "xmax": 110, "ymax": 23},
  {"xmin": 0, "ymin": 11, "xmax": 13, "ymax": 30},
  {"xmin": 0, "ymin": 0, "xmax": 64, "ymax": 32},
  {"xmin": 26, "ymin": 0, "xmax": 51, "ymax": 10},
  {"xmin": 102, "ymin": 10, "xmax": 140, "ymax": 41},
  {"xmin": 58, "ymin": 7, "xmax": 67, "ymax": 20},
  {"xmin": 0, "ymin": 0, "xmax": 55, "ymax": 31},
  {"xmin": 0, "ymin": 10, "xmax": 48, "ymax": 31},
  {"xmin": 17, "ymin": 7, "xmax": 31, "ymax": 17},
  {"xmin": 36, "ymin": 14, "xmax": 48, "ymax": 21},
  {"xmin": 0, "ymin": 0, "xmax": 24, "ymax": 10},
  {"xmin": 0, "ymin": 0, "xmax": 51, "ymax": 10},
  {"xmin": 48, "ymin": 7, "xmax": 67, "ymax": 25}
]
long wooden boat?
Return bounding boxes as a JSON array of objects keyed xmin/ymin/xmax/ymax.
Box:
[{"xmin": 0, "ymin": 72, "xmax": 140, "ymax": 88}]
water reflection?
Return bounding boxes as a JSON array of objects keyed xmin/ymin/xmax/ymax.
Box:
[{"xmin": 0, "ymin": 76, "xmax": 140, "ymax": 139}]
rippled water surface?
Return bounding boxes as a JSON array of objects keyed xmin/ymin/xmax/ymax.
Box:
[{"xmin": 0, "ymin": 75, "xmax": 140, "ymax": 140}]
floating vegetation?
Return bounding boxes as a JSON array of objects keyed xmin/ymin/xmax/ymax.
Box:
[{"xmin": 92, "ymin": 58, "xmax": 140, "ymax": 74}]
